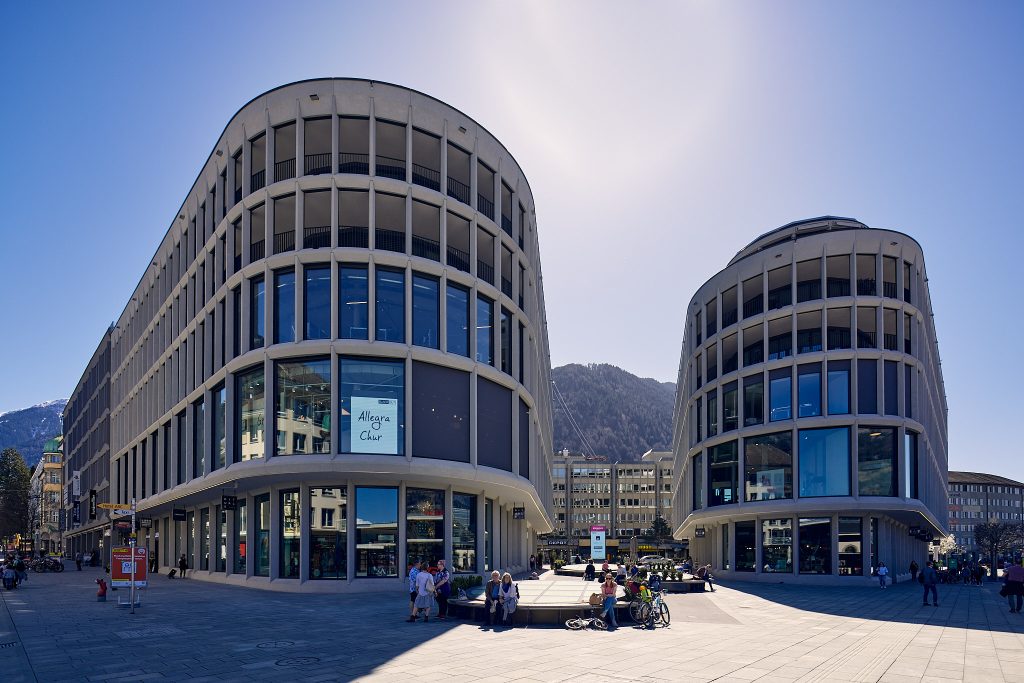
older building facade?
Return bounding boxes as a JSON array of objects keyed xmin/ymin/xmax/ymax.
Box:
[
  {"xmin": 31, "ymin": 437, "xmax": 63, "ymax": 554},
  {"xmin": 948, "ymin": 471, "xmax": 1024, "ymax": 555},
  {"xmin": 672, "ymin": 217, "xmax": 948, "ymax": 584},
  {"xmin": 97, "ymin": 79, "xmax": 553, "ymax": 591}
]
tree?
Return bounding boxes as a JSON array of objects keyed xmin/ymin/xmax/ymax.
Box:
[
  {"xmin": 974, "ymin": 521, "xmax": 1018, "ymax": 578},
  {"xmin": 937, "ymin": 534, "xmax": 961, "ymax": 558},
  {"xmin": 0, "ymin": 448, "xmax": 32, "ymax": 546},
  {"xmin": 644, "ymin": 514, "xmax": 672, "ymax": 542}
]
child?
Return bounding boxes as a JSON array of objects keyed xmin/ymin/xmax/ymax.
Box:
[{"xmin": 639, "ymin": 580, "xmax": 655, "ymax": 629}]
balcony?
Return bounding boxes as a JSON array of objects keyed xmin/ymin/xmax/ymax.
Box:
[
  {"xmin": 303, "ymin": 225, "xmax": 331, "ymax": 250},
  {"xmin": 477, "ymin": 194, "xmax": 494, "ymax": 220},
  {"xmin": 857, "ymin": 278, "xmax": 876, "ymax": 296},
  {"xmin": 412, "ymin": 164, "xmax": 440, "ymax": 192},
  {"xmin": 743, "ymin": 343, "xmax": 763, "ymax": 366},
  {"xmin": 722, "ymin": 309, "xmax": 738, "ymax": 328},
  {"xmin": 767, "ymin": 285, "xmax": 791, "ymax": 310},
  {"xmin": 250, "ymin": 169, "xmax": 265, "ymax": 193},
  {"xmin": 883, "ymin": 333, "xmax": 898, "ymax": 351},
  {"xmin": 339, "ymin": 153, "xmax": 369, "ymax": 175},
  {"xmin": 274, "ymin": 232, "xmax": 294, "ymax": 254},
  {"xmin": 501, "ymin": 276, "xmax": 512, "ymax": 299},
  {"xmin": 827, "ymin": 327, "xmax": 851, "ymax": 350},
  {"xmin": 304, "ymin": 153, "xmax": 331, "ymax": 176},
  {"xmin": 502, "ymin": 214, "xmax": 513, "ymax": 236},
  {"xmin": 412, "ymin": 235, "xmax": 440, "ymax": 261},
  {"xmin": 826, "ymin": 277, "xmax": 850, "ymax": 297},
  {"xmin": 797, "ymin": 330, "xmax": 822, "ymax": 353},
  {"xmin": 274, "ymin": 158, "xmax": 295, "ymax": 182},
  {"xmin": 447, "ymin": 177, "xmax": 470, "ymax": 205},
  {"xmin": 857, "ymin": 331, "xmax": 876, "ymax": 348},
  {"xmin": 447, "ymin": 245, "xmax": 470, "ymax": 273},
  {"xmin": 375, "ymin": 228, "xmax": 405, "ymax": 253},
  {"xmin": 743, "ymin": 296, "xmax": 763, "ymax": 318},
  {"xmin": 338, "ymin": 226, "xmax": 368, "ymax": 248},
  {"xmin": 250, "ymin": 239, "xmax": 265, "ymax": 262},
  {"xmin": 767, "ymin": 334, "xmax": 791, "ymax": 360},
  {"xmin": 376, "ymin": 155, "xmax": 406, "ymax": 181},
  {"xmin": 477, "ymin": 260, "xmax": 494, "ymax": 285},
  {"xmin": 796, "ymin": 280, "xmax": 821, "ymax": 302},
  {"xmin": 883, "ymin": 281, "xmax": 897, "ymax": 298}
]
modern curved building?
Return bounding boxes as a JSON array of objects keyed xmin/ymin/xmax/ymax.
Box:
[
  {"xmin": 671, "ymin": 217, "xmax": 948, "ymax": 584},
  {"xmin": 103, "ymin": 78, "xmax": 554, "ymax": 591}
]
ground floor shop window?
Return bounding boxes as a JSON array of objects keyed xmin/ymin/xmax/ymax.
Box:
[
  {"xmin": 186, "ymin": 511, "xmax": 195, "ymax": 570},
  {"xmin": 406, "ymin": 488, "xmax": 444, "ymax": 567},
  {"xmin": 452, "ymin": 493, "xmax": 477, "ymax": 573},
  {"xmin": 721, "ymin": 524, "xmax": 730, "ymax": 570},
  {"xmin": 799, "ymin": 517, "xmax": 831, "ymax": 574},
  {"xmin": 484, "ymin": 498, "xmax": 494, "ymax": 571},
  {"xmin": 735, "ymin": 520, "xmax": 756, "ymax": 571},
  {"xmin": 234, "ymin": 500, "xmax": 247, "ymax": 574},
  {"xmin": 838, "ymin": 517, "xmax": 863, "ymax": 575},
  {"xmin": 217, "ymin": 506, "xmax": 226, "ymax": 573},
  {"xmin": 280, "ymin": 490, "xmax": 300, "ymax": 578},
  {"xmin": 356, "ymin": 486, "xmax": 398, "ymax": 577},
  {"xmin": 200, "ymin": 508, "xmax": 210, "ymax": 570},
  {"xmin": 255, "ymin": 494, "xmax": 270, "ymax": 577},
  {"xmin": 310, "ymin": 487, "xmax": 347, "ymax": 579},
  {"xmin": 762, "ymin": 518, "xmax": 792, "ymax": 573}
]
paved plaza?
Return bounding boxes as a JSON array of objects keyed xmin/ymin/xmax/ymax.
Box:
[{"xmin": 2, "ymin": 567, "xmax": 1023, "ymax": 683}]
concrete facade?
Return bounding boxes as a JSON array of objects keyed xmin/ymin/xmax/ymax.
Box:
[
  {"xmin": 30, "ymin": 437, "xmax": 63, "ymax": 554},
  {"xmin": 948, "ymin": 471, "xmax": 1024, "ymax": 555},
  {"xmin": 671, "ymin": 217, "xmax": 949, "ymax": 585}
]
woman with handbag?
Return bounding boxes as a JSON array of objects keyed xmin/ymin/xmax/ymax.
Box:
[
  {"xmin": 600, "ymin": 573, "xmax": 619, "ymax": 630},
  {"xmin": 414, "ymin": 562, "xmax": 436, "ymax": 622},
  {"xmin": 434, "ymin": 559, "xmax": 451, "ymax": 620}
]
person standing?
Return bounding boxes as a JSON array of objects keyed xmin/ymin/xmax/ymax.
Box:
[
  {"xmin": 484, "ymin": 570, "xmax": 502, "ymax": 627},
  {"xmin": 433, "ymin": 559, "xmax": 451, "ymax": 620},
  {"xmin": 600, "ymin": 573, "xmax": 619, "ymax": 630},
  {"xmin": 75, "ymin": 551, "xmax": 83, "ymax": 571},
  {"xmin": 909, "ymin": 560, "xmax": 919, "ymax": 583},
  {"xmin": 877, "ymin": 562, "xmax": 889, "ymax": 588},
  {"xmin": 406, "ymin": 560, "xmax": 422, "ymax": 622},
  {"xmin": 178, "ymin": 554, "xmax": 188, "ymax": 579},
  {"xmin": 414, "ymin": 563, "xmax": 435, "ymax": 622},
  {"xmin": 921, "ymin": 560, "xmax": 939, "ymax": 606},
  {"xmin": 1004, "ymin": 559, "xmax": 1024, "ymax": 613},
  {"xmin": 529, "ymin": 554, "xmax": 536, "ymax": 572}
]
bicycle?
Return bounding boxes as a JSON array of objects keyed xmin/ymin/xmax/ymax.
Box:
[
  {"xmin": 636, "ymin": 591, "xmax": 671, "ymax": 627},
  {"xmin": 565, "ymin": 608, "xmax": 607, "ymax": 631}
]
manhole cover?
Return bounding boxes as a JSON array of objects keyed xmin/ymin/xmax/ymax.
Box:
[
  {"xmin": 276, "ymin": 657, "xmax": 319, "ymax": 667},
  {"xmin": 0, "ymin": 642, "xmax": 17, "ymax": 649},
  {"xmin": 258, "ymin": 640, "xmax": 295, "ymax": 649}
]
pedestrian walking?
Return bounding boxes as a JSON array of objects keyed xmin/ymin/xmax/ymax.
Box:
[
  {"xmin": 178, "ymin": 553, "xmax": 188, "ymax": 579},
  {"xmin": 498, "ymin": 572, "xmax": 519, "ymax": 627},
  {"xmin": 433, "ymin": 559, "xmax": 451, "ymax": 620},
  {"xmin": 877, "ymin": 562, "xmax": 889, "ymax": 588},
  {"xmin": 909, "ymin": 560, "xmax": 919, "ymax": 583},
  {"xmin": 414, "ymin": 562, "xmax": 436, "ymax": 622},
  {"xmin": 484, "ymin": 570, "xmax": 502, "ymax": 627},
  {"xmin": 600, "ymin": 573, "xmax": 619, "ymax": 630},
  {"xmin": 75, "ymin": 551, "xmax": 83, "ymax": 571},
  {"xmin": 529, "ymin": 554, "xmax": 536, "ymax": 572},
  {"xmin": 406, "ymin": 560, "xmax": 422, "ymax": 622},
  {"xmin": 1002, "ymin": 559, "xmax": 1024, "ymax": 613},
  {"xmin": 921, "ymin": 560, "xmax": 939, "ymax": 606}
]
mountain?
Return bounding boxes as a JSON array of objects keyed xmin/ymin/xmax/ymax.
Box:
[
  {"xmin": 0, "ymin": 399, "xmax": 67, "ymax": 467},
  {"xmin": 551, "ymin": 364, "xmax": 676, "ymax": 461}
]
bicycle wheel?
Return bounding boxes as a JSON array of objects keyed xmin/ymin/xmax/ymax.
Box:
[
  {"xmin": 565, "ymin": 618, "xmax": 584, "ymax": 630},
  {"xmin": 658, "ymin": 602, "xmax": 671, "ymax": 626},
  {"xmin": 629, "ymin": 600, "xmax": 645, "ymax": 623},
  {"xmin": 589, "ymin": 618, "xmax": 607, "ymax": 631}
]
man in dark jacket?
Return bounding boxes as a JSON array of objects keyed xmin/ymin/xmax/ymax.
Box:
[
  {"xmin": 922, "ymin": 560, "xmax": 939, "ymax": 606},
  {"xmin": 909, "ymin": 560, "xmax": 919, "ymax": 583},
  {"xmin": 484, "ymin": 570, "xmax": 502, "ymax": 627}
]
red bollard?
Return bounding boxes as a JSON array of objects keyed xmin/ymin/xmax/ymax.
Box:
[{"xmin": 95, "ymin": 578, "xmax": 107, "ymax": 602}]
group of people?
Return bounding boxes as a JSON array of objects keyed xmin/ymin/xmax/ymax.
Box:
[
  {"xmin": 406, "ymin": 559, "xmax": 452, "ymax": 623},
  {"xmin": 1, "ymin": 554, "xmax": 28, "ymax": 590}
]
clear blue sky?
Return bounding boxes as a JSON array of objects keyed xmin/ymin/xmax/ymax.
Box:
[{"xmin": 1, "ymin": 2, "xmax": 1021, "ymax": 480}]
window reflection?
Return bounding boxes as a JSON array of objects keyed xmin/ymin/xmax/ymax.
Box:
[
  {"xmin": 255, "ymin": 493, "xmax": 270, "ymax": 577},
  {"xmin": 375, "ymin": 267, "xmax": 405, "ymax": 342},
  {"xmin": 237, "ymin": 367, "xmax": 265, "ymax": 460},
  {"xmin": 304, "ymin": 266, "xmax": 331, "ymax": 340},
  {"xmin": 744, "ymin": 431, "xmax": 792, "ymax": 501},
  {"xmin": 798, "ymin": 427, "xmax": 850, "ymax": 497},
  {"xmin": 858, "ymin": 427, "xmax": 897, "ymax": 496},
  {"xmin": 340, "ymin": 265, "xmax": 369, "ymax": 340},
  {"xmin": 412, "ymin": 273, "xmax": 439, "ymax": 348},
  {"xmin": 275, "ymin": 359, "xmax": 331, "ymax": 455},
  {"xmin": 446, "ymin": 283, "xmax": 470, "ymax": 357},
  {"xmin": 799, "ymin": 517, "xmax": 832, "ymax": 574},
  {"xmin": 356, "ymin": 486, "xmax": 398, "ymax": 577},
  {"xmin": 452, "ymin": 493, "xmax": 477, "ymax": 573},
  {"xmin": 735, "ymin": 520, "xmax": 755, "ymax": 572},
  {"xmin": 280, "ymin": 490, "xmax": 300, "ymax": 578},
  {"xmin": 234, "ymin": 499, "xmax": 247, "ymax": 574},
  {"xmin": 708, "ymin": 441, "xmax": 738, "ymax": 506},
  {"xmin": 476, "ymin": 295, "xmax": 493, "ymax": 365},
  {"xmin": 340, "ymin": 356, "xmax": 404, "ymax": 455},
  {"xmin": 310, "ymin": 487, "xmax": 347, "ymax": 580},
  {"xmin": 838, "ymin": 517, "xmax": 863, "ymax": 575},
  {"xmin": 406, "ymin": 488, "xmax": 444, "ymax": 568},
  {"xmin": 762, "ymin": 518, "xmax": 792, "ymax": 573},
  {"xmin": 274, "ymin": 270, "xmax": 295, "ymax": 344}
]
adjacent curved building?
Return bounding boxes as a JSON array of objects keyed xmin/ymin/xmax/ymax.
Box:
[
  {"xmin": 671, "ymin": 217, "xmax": 948, "ymax": 584},
  {"xmin": 105, "ymin": 79, "xmax": 554, "ymax": 591}
]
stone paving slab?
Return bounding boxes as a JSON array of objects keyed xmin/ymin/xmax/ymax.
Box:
[{"xmin": 1, "ymin": 567, "xmax": 1022, "ymax": 682}]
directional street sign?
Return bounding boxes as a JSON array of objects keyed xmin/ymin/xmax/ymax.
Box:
[
  {"xmin": 98, "ymin": 503, "xmax": 132, "ymax": 510},
  {"xmin": 110, "ymin": 508, "xmax": 134, "ymax": 517}
]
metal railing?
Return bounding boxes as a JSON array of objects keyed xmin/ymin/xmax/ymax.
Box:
[
  {"xmin": 767, "ymin": 285, "xmax": 791, "ymax": 310},
  {"xmin": 304, "ymin": 225, "xmax": 331, "ymax": 249},
  {"xmin": 767, "ymin": 335, "xmax": 791, "ymax": 360},
  {"xmin": 743, "ymin": 296, "xmax": 763, "ymax": 318},
  {"xmin": 857, "ymin": 278, "xmax": 876, "ymax": 296},
  {"xmin": 339, "ymin": 153, "xmax": 369, "ymax": 175},
  {"xmin": 477, "ymin": 194, "xmax": 495, "ymax": 220},
  {"xmin": 447, "ymin": 245, "xmax": 470, "ymax": 272},
  {"xmin": 375, "ymin": 228, "xmax": 405, "ymax": 253},
  {"xmin": 250, "ymin": 239, "xmax": 265, "ymax": 262},
  {"xmin": 477, "ymin": 260, "xmax": 494, "ymax": 284},
  {"xmin": 274, "ymin": 158, "xmax": 295, "ymax": 181},
  {"xmin": 502, "ymin": 214, "xmax": 513, "ymax": 235},
  {"xmin": 883, "ymin": 333, "xmax": 898, "ymax": 351},
  {"xmin": 797, "ymin": 330, "xmax": 822, "ymax": 353},
  {"xmin": 375, "ymin": 155, "xmax": 406, "ymax": 181},
  {"xmin": 338, "ymin": 226, "xmax": 368, "ymax": 248},
  {"xmin": 412, "ymin": 164, "xmax": 440, "ymax": 191},
  {"xmin": 827, "ymin": 327, "xmax": 851, "ymax": 350},
  {"xmin": 447, "ymin": 177, "xmax": 470, "ymax": 205},
  {"xmin": 274, "ymin": 232, "xmax": 295, "ymax": 254},
  {"xmin": 304, "ymin": 153, "xmax": 331, "ymax": 176},
  {"xmin": 722, "ymin": 354, "xmax": 738, "ymax": 374},
  {"xmin": 857, "ymin": 331, "xmax": 876, "ymax": 348},
  {"xmin": 743, "ymin": 344, "xmax": 763, "ymax": 366},
  {"xmin": 250, "ymin": 169, "xmax": 266, "ymax": 193},
  {"xmin": 796, "ymin": 280, "xmax": 821, "ymax": 302},
  {"xmin": 412, "ymin": 234, "xmax": 440, "ymax": 261},
  {"xmin": 722, "ymin": 309, "xmax": 738, "ymax": 328},
  {"xmin": 883, "ymin": 282, "xmax": 897, "ymax": 298},
  {"xmin": 501, "ymin": 277, "xmax": 512, "ymax": 299},
  {"xmin": 826, "ymin": 277, "xmax": 850, "ymax": 297}
]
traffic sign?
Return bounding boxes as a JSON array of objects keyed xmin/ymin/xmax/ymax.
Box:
[
  {"xmin": 110, "ymin": 508, "xmax": 134, "ymax": 517},
  {"xmin": 98, "ymin": 503, "xmax": 132, "ymax": 510}
]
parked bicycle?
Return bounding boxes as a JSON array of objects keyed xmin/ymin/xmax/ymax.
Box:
[
  {"xmin": 632, "ymin": 590, "xmax": 670, "ymax": 626},
  {"xmin": 30, "ymin": 557, "xmax": 65, "ymax": 573}
]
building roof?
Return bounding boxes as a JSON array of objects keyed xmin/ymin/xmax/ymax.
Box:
[{"xmin": 948, "ymin": 471, "xmax": 1024, "ymax": 487}]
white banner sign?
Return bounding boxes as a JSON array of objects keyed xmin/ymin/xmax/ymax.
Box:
[
  {"xmin": 72, "ymin": 470, "xmax": 82, "ymax": 497},
  {"xmin": 351, "ymin": 397, "xmax": 399, "ymax": 454},
  {"xmin": 590, "ymin": 525, "xmax": 607, "ymax": 561}
]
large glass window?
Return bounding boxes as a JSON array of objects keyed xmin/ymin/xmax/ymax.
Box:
[
  {"xmin": 213, "ymin": 384, "xmax": 226, "ymax": 469},
  {"xmin": 406, "ymin": 488, "xmax": 444, "ymax": 568},
  {"xmin": 826, "ymin": 255, "xmax": 850, "ymax": 297},
  {"xmin": 857, "ymin": 359, "xmax": 877, "ymax": 414},
  {"xmin": 275, "ymin": 359, "xmax": 331, "ymax": 455},
  {"xmin": 708, "ymin": 441, "xmax": 738, "ymax": 506},
  {"xmin": 234, "ymin": 499, "xmax": 247, "ymax": 574},
  {"xmin": 691, "ymin": 453, "xmax": 703, "ymax": 510},
  {"xmin": 304, "ymin": 266, "xmax": 331, "ymax": 340},
  {"xmin": 744, "ymin": 431, "xmax": 792, "ymax": 501},
  {"xmin": 769, "ymin": 369, "xmax": 792, "ymax": 422},
  {"xmin": 218, "ymin": 506, "xmax": 227, "ymax": 573},
  {"xmin": 797, "ymin": 364, "xmax": 821, "ymax": 417},
  {"xmin": 338, "ymin": 189, "xmax": 369, "ymax": 247},
  {"xmin": 193, "ymin": 398, "xmax": 205, "ymax": 478},
  {"xmin": 796, "ymin": 310, "xmax": 822, "ymax": 353},
  {"xmin": 200, "ymin": 508, "xmax": 210, "ymax": 570},
  {"xmin": 340, "ymin": 356, "xmax": 405, "ymax": 455},
  {"xmin": 796, "ymin": 259, "xmax": 821, "ymax": 302},
  {"xmin": 476, "ymin": 295, "xmax": 493, "ymax": 365},
  {"xmin": 500, "ymin": 307, "xmax": 512, "ymax": 375},
  {"xmin": 250, "ymin": 277, "xmax": 265, "ymax": 348},
  {"xmin": 857, "ymin": 306, "xmax": 876, "ymax": 348},
  {"xmin": 356, "ymin": 486, "xmax": 398, "ymax": 577},
  {"xmin": 799, "ymin": 427, "xmax": 850, "ymax": 497},
  {"xmin": 767, "ymin": 317, "xmax": 791, "ymax": 360},
  {"xmin": 412, "ymin": 273, "xmax": 440, "ymax": 348},
  {"xmin": 452, "ymin": 493, "xmax": 477, "ymax": 573},
  {"xmin": 743, "ymin": 375, "xmax": 763, "ymax": 426},
  {"xmin": 827, "ymin": 307, "xmax": 851, "ymax": 350},
  {"xmin": 722, "ymin": 381, "xmax": 738, "ymax": 432},
  {"xmin": 340, "ymin": 265, "xmax": 369, "ymax": 339},
  {"xmin": 857, "ymin": 254, "xmax": 877, "ymax": 296},
  {"xmin": 884, "ymin": 360, "xmax": 899, "ymax": 416},
  {"xmin": 310, "ymin": 487, "xmax": 347, "ymax": 580},
  {"xmin": 826, "ymin": 360, "xmax": 850, "ymax": 415},
  {"xmin": 237, "ymin": 367, "xmax": 265, "ymax": 461},
  {"xmin": 838, "ymin": 517, "xmax": 863, "ymax": 575},
  {"xmin": 255, "ymin": 493, "xmax": 270, "ymax": 577},
  {"xmin": 858, "ymin": 427, "xmax": 897, "ymax": 496},
  {"xmin": 721, "ymin": 524, "xmax": 730, "ymax": 570},
  {"xmin": 375, "ymin": 267, "xmax": 405, "ymax": 343},
  {"xmin": 280, "ymin": 490, "xmax": 300, "ymax": 578},
  {"xmin": 735, "ymin": 520, "xmax": 756, "ymax": 572},
  {"xmin": 176, "ymin": 411, "xmax": 186, "ymax": 485},
  {"xmin": 484, "ymin": 498, "xmax": 494, "ymax": 571},
  {"xmin": 274, "ymin": 269, "xmax": 295, "ymax": 344},
  {"xmin": 446, "ymin": 283, "xmax": 470, "ymax": 357},
  {"xmin": 186, "ymin": 511, "xmax": 195, "ymax": 570},
  {"xmin": 707, "ymin": 389, "xmax": 718, "ymax": 437},
  {"xmin": 762, "ymin": 519, "xmax": 793, "ymax": 573},
  {"xmin": 799, "ymin": 518, "xmax": 832, "ymax": 574},
  {"xmin": 904, "ymin": 431, "xmax": 919, "ymax": 499}
]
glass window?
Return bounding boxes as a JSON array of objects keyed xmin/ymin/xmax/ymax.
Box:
[
  {"xmin": 692, "ymin": 453, "xmax": 703, "ymax": 510},
  {"xmin": 744, "ymin": 431, "xmax": 792, "ymax": 501},
  {"xmin": 797, "ymin": 364, "xmax": 821, "ymax": 417},
  {"xmin": 870, "ymin": 517, "xmax": 879, "ymax": 575},
  {"xmin": 767, "ymin": 317, "xmax": 791, "ymax": 360},
  {"xmin": 826, "ymin": 255, "xmax": 850, "ymax": 297},
  {"xmin": 903, "ymin": 262, "xmax": 912, "ymax": 302},
  {"xmin": 446, "ymin": 282, "xmax": 470, "ymax": 357},
  {"xmin": 375, "ymin": 192, "xmax": 406, "ymax": 253},
  {"xmin": 858, "ymin": 427, "xmax": 897, "ymax": 496},
  {"xmin": 722, "ymin": 333, "xmax": 738, "ymax": 374},
  {"xmin": 722, "ymin": 381, "xmax": 738, "ymax": 432},
  {"xmin": 339, "ymin": 265, "xmax": 369, "ymax": 339},
  {"xmin": 484, "ymin": 498, "xmax": 494, "ymax": 571},
  {"xmin": 827, "ymin": 307, "xmax": 851, "ymax": 350},
  {"xmin": 250, "ymin": 277, "xmax": 265, "ymax": 348},
  {"xmin": 799, "ymin": 427, "xmax": 850, "ymax": 497},
  {"xmin": 304, "ymin": 266, "xmax": 331, "ymax": 340},
  {"xmin": 217, "ymin": 506, "xmax": 227, "ymax": 572},
  {"xmin": 279, "ymin": 490, "xmax": 300, "ymax": 578},
  {"xmin": 721, "ymin": 523, "xmax": 730, "ymax": 570},
  {"xmin": 338, "ymin": 189, "xmax": 369, "ymax": 247},
  {"xmin": 186, "ymin": 510, "xmax": 195, "ymax": 569},
  {"xmin": 234, "ymin": 499, "xmax": 247, "ymax": 574},
  {"xmin": 255, "ymin": 493, "xmax": 270, "ymax": 577},
  {"xmin": 310, "ymin": 487, "xmax": 347, "ymax": 580},
  {"xmin": 406, "ymin": 488, "xmax": 444, "ymax": 568},
  {"xmin": 275, "ymin": 358, "xmax": 331, "ymax": 455},
  {"xmin": 767, "ymin": 267, "xmax": 791, "ymax": 310},
  {"xmin": 274, "ymin": 270, "xmax": 295, "ymax": 344},
  {"xmin": 796, "ymin": 310, "xmax": 821, "ymax": 353},
  {"xmin": 375, "ymin": 267, "xmax": 405, "ymax": 343},
  {"xmin": 857, "ymin": 359, "xmax": 877, "ymax": 414},
  {"xmin": 375, "ymin": 121, "xmax": 407, "ymax": 181},
  {"xmin": 707, "ymin": 343, "xmax": 718, "ymax": 382},
  {"xmin": 735, "ymin": 520, "xmax": 756, "ymax": 571},
  {"xmin": 857, "ymin": 254, "xmax": 876, "ymax": 296},
  {"xmin": 762, "ymin": 518, "xmax": 793, "ymax": 573},
  {"xmin": 237, "ymin": 367, "xmax": 265, "ymax": 461},
  {"xmin": 722, "ymin": 287, "xmax": 738, "ymax": 327},
  {"xmin": 339, "ymin": 116, "xmax": 370, "ymax": 174},
  {"xmin": 743, "ymin": 325, "xmax": 763, "ymax": 366},
  {"xmin": 742, "ymin": 275, "xmax": 763, "ymax": 318},
  {"xmin": 356, "ymin": 486, "xmax": 398, "ymax": 577},
  {"xmin": 706, "ymin": 297, "xmax": 717, "ymax": 337},
  {"xmin": 303, "ymin": 118, "xmax": 332, "ymax": 175},
  {"xmin": 826, "ymin": 360, "xmax": 850, "ymax": 415},
  {"xmin": 176, "ymin": 411, "xmax": 186, "ymax": 485},
  {"xmin": 272, "ymin": 194, "xmax": 296, "ymax": 254},
  {"xmin": 838, "ymin": 517, "xmax": 863, "ymax": 575},
  {"xmin": 708, "ymin": 441, "xmax": 738, "ymax": 506},
  {"xmin": 743, "ymin": 375, "xmax": 763, "ymax": 426},
  {"xmin": 412, "ymin": 273, "xmax": 439, "ymax": 348},
  {"xmin": 799, "ymin": 517, "xmax": 832, "ymax": 574},
  {"xmin": 857, "ymin": 306, "xmax": 876, "ymax": 348},
  {"xmin": 340, "ymin": 356, "xmax": 405, "ymax": 455},
  {"xmin": 476, "ymin": 295, "xmax": 493, "ymax": 365},
  {"xmin": 452, "ymin": 493, "xmax": 477, "ymax": 573},
  {"xmin": 904, "ymin": 431, "xmax": 918, "ymax": 499},
  {"xmin": 193, "ymin": 398, "xmax": 205, "ymax": 478},
  {"xmin": 412, "ymin": 129, "xmax": 441, "ymax": 191},
  {"xmin": 796, "ymin": 259, "xmax": 821, "ymax": 302},
  {"xmin": 769, "ymin": 369, "xmax": 791, "ymax": 422},
  {"xmin": 884, "ymin": 360, "xmax": 898, "ymax": 415},
  {"xmin": 213, "ymin": 384, "xmax": 226, "ymax": 469},
  {"xmin": 200, "ymin": 508, "xmax": 210, "ymax": 570},
  {"xmin": 500, "ymin": 307, "xmax": 512, "ymax": 375},
  {"xmin": 707, "ymin": 389, "xmax": 718, "ymax": 437}
]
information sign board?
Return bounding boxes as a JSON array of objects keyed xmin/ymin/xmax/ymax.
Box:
[
  {"xmin": 111, "ymin": 546, "xmax": 148, "ymax": 588},
  {"xmin": 590, "ymin": 525, "xmax": 607, "ymax": 561}
]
